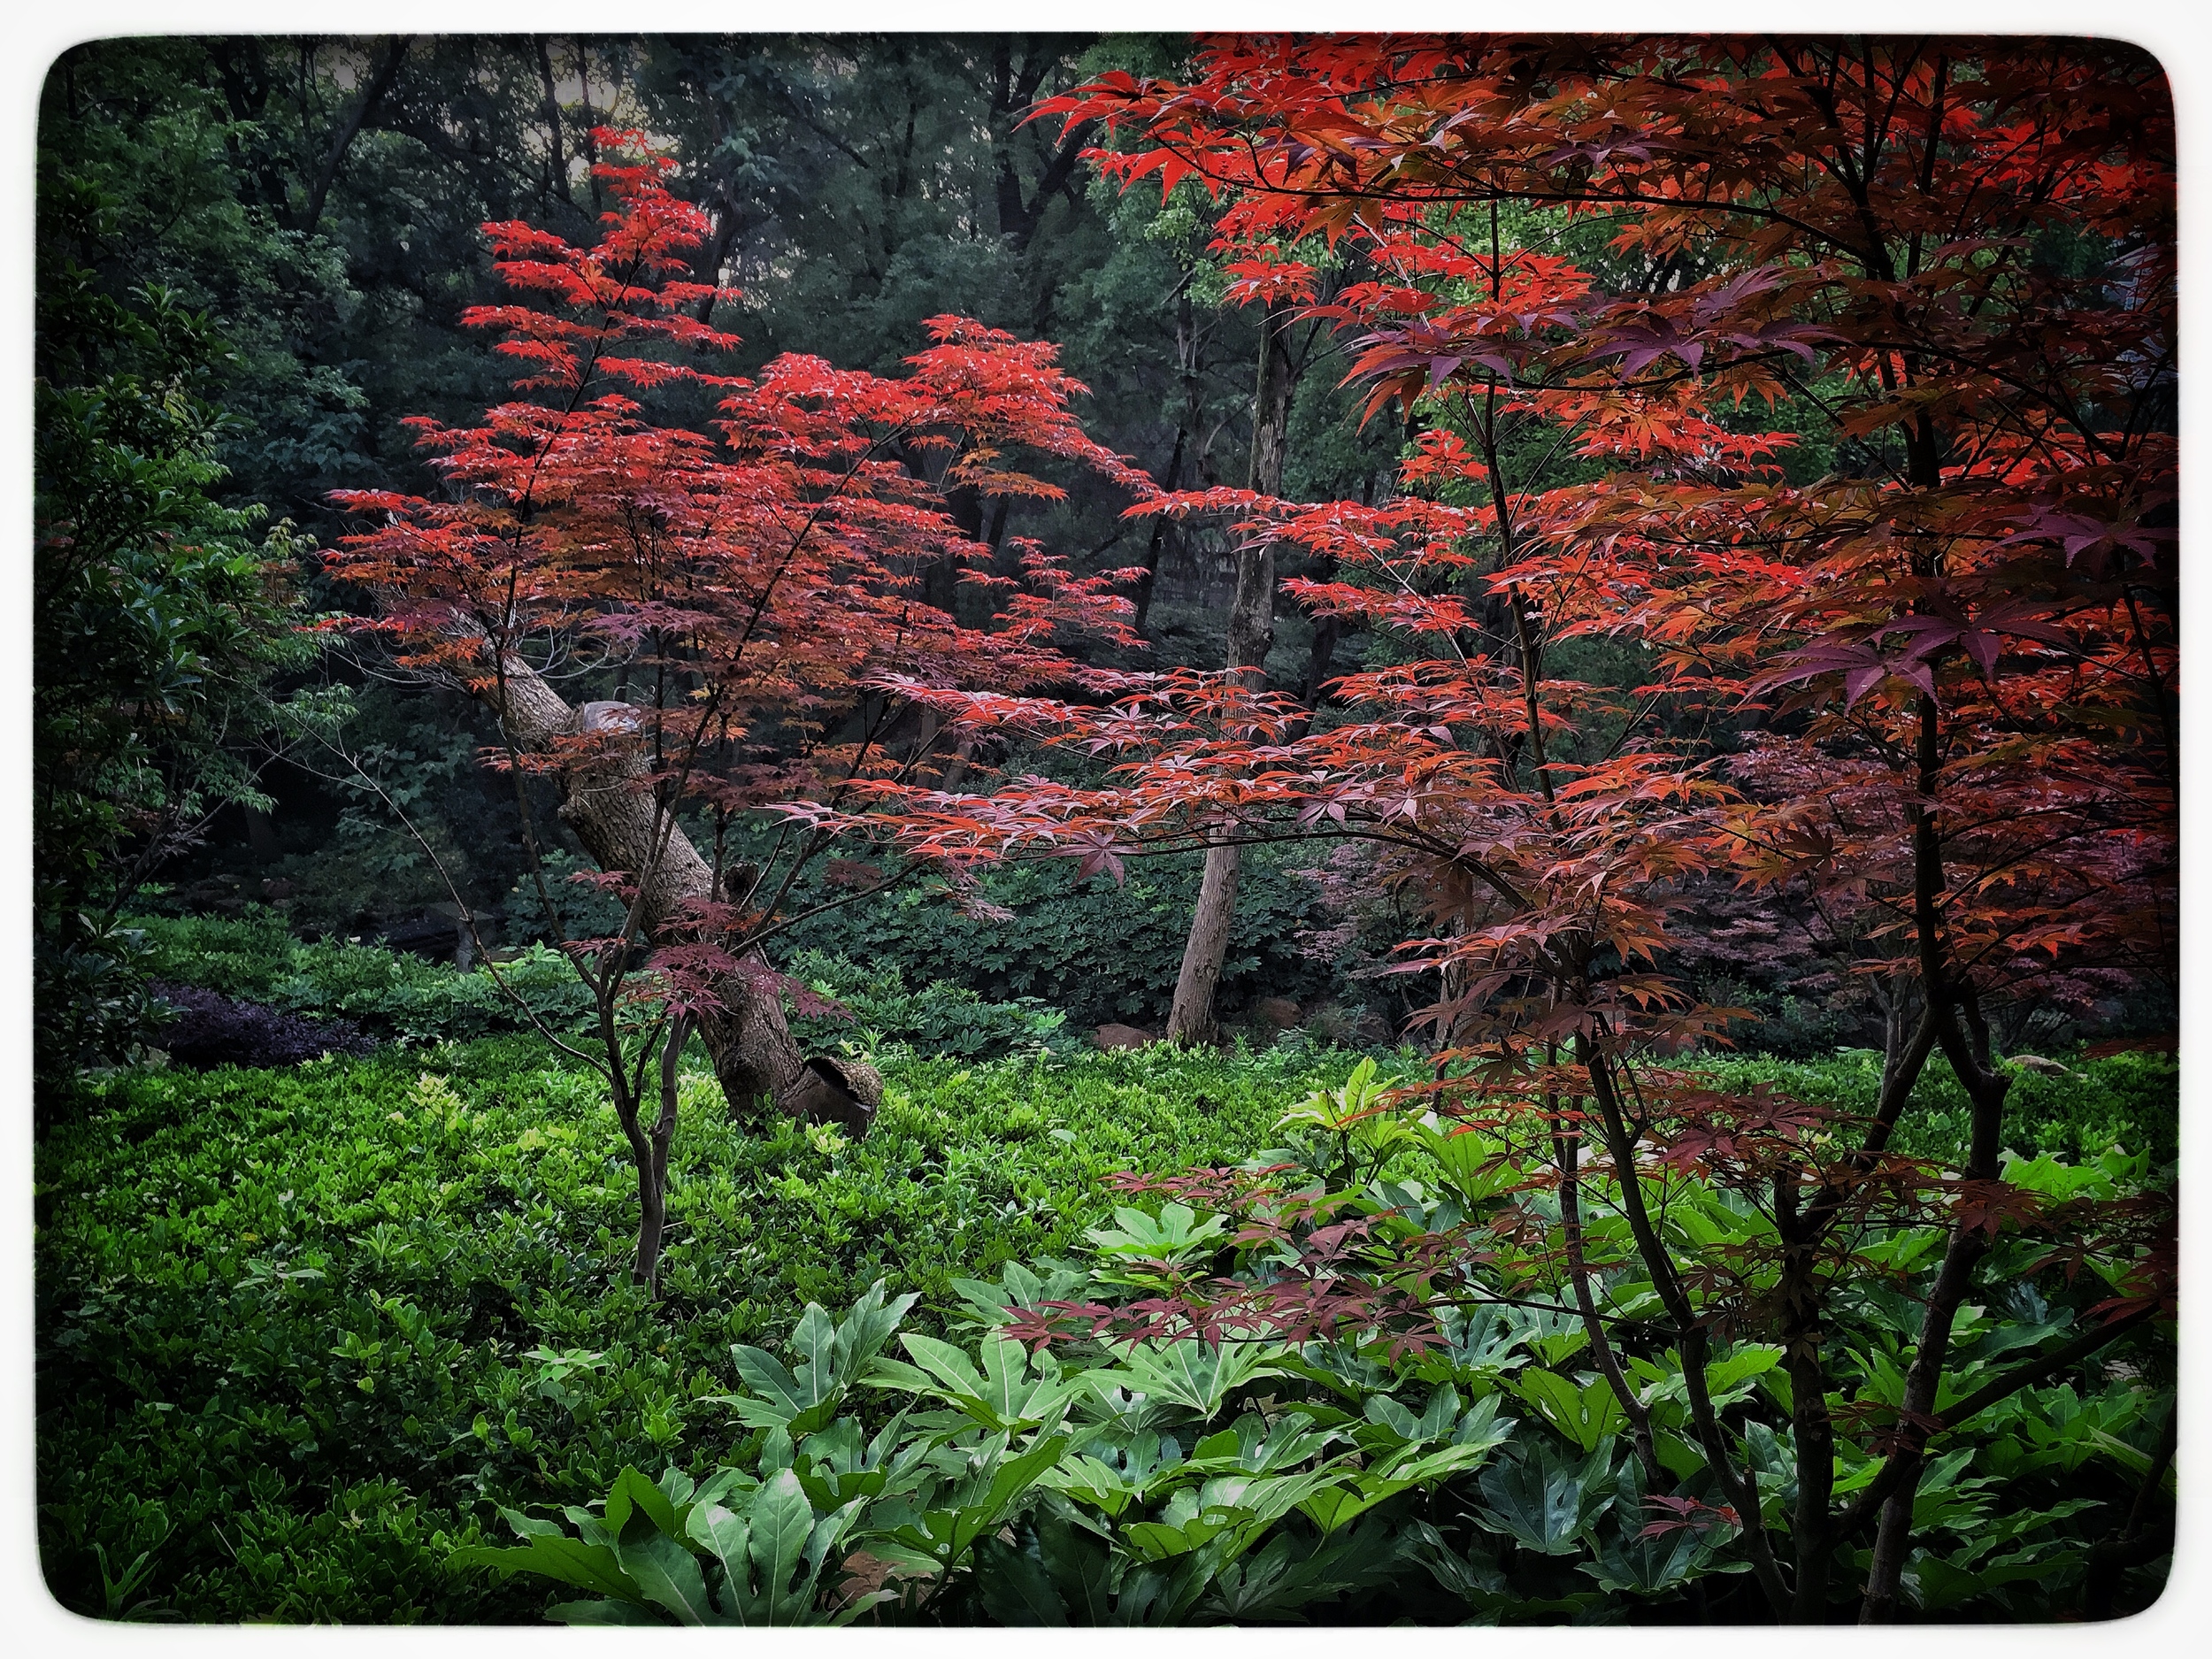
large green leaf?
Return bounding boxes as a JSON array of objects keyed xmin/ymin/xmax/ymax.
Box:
[
  {"xmin": 1510, "ymin": 1369, "xmax": 1630, "ymax": 1453},
  {"xmin": 746, "ymin": 1470, "xmax": 821, "ymax": 1624},
  {"xmin": 603, "ymin": 1463, "xmax": 680, "ymax": 1541},
  {"xmin": 449, "ymin": 1534, "xmax": 641, "ymax": 1603},
  {"xmin": 872, "ymin": 1333, "xmax": 1083, "ymax": 1432},
  {"xmin": 720, "ymin": 1281, "xmax": 918, "ymax": 1434},
  {"xmin": 617, "ymin": 1530, "xmax": 715, "ymax": 1626},
  {"xmin": 1086, "ymin": 1339, "xmax": 1288, "ymax": 1418},
  {"xmin": 1473, "ymin": 1442, "xmax": 1617, "ymax": 1555}
]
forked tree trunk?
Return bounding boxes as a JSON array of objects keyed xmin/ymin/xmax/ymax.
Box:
[
  {"xmin": 477, "ymin": 649, "xmax": 875, "ymax": 1131},
  {"xmin": 1167, "ymin": 301, "xmax": 1297, "ymax": 1045}
]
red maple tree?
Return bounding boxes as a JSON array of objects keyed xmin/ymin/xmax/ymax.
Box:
[
  {"xmin": 326, "ymin": 133, "xmax": 1150, "ymax": 1289},
  {"xmin": 819, "ymin": 37, "xmax": 2175, "ymax": 1622}
]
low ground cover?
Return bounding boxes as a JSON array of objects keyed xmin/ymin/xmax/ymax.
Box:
[
  {"xmin": 37, "ymin": 1024, "xmax": 2172, "ymax": 1622},
  {"xmin": 35, "ymin": 1035, "xmax": 1369, "ymax": 1619}
]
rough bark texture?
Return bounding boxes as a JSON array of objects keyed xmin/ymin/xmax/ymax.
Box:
[
  {"xmin": 1166, "ymin": 301, "xmax": 1296, "ymax": 1045},
  {"xmin": 480, "ymin": 650, "xmax": 875, "ymax": 1132}
]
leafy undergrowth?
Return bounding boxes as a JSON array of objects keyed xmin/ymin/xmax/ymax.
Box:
[
  {"xmin": 35, "ymin": 1036, "xmax": 1374, "ymax": 1621},
  {"xmin": 35, "ymin": 1034, "xmax": 2174, "ymax": 1622},
  {"xmin": 1689, "ymin": 1048, "xmax": 2178, "ymax": 1171}
]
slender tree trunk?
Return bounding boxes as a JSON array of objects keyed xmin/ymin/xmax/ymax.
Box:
[
  {"xmin": 1132, "ymin": 425, "xmax": 1185, "ymax": 635},
  {"xmin": 1166, "ymin": 301, "xmax": 1296, "ymax": 1044},
  {"xmin": 627, "ymin": 1011, "xmax": 687, "ymax": 1294},
  {"xmin": 474, "ymin": 649, "xmax": 865, "ymax": 1130},
  {"xmin": 300, "ymin": 37, "xmax": 410, "ymax": 236},
  {"xmin": 1775, "ymin": 1174, "xmax": 1839, "ymax": 1621},
  {"xmin": 1859, "ymin": 694, "xmax": 2013, "ymax": 1621},
  {"xmin": 534, "ymin": 36, "xmax": 572, "ymax": 207},
  {"xmin": 1555, "ymin": 1094, "xmax": 1661, "ymax": 1486}
]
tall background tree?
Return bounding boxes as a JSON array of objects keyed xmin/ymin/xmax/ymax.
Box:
[{"xmin": 32, "ymin": 146, "xmax": 324, "ymax": 1111}]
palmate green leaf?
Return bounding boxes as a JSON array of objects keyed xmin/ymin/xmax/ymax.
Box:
[
  {"xmin": 1580, "ymin": 1517, "xmax": 1720, "ymax": 1597},
  {"xmin": 1510, "ymin": 1369, "xmax": 1629, "ymax": 1453},
  {"xmin": 683, "ymin": 1469, "xmax": 861, "ymax": 1625},
  {"xmin": 1202, "ymin": 1515, "xmax": 1413, "ymax": 1622},
  {"xmin": 722, "ymin": 1281, "xmax": 918, "ymax": 1434},
  {"xmin": 1087, "ymin": 1339, "xmax": 1288, "ymax": 1418},
  {"xmin": 1120, "ymin": 1516, "xmax": 1224, "ymax": 1562},
  {"xmin": 949, "ymin": 1259, "xmax": 1089, "ymax": 1333},
  {"xmin": 1071, "ymin": 1379, "xmax": 1173, "ymax": 1441},
  {"xmin": 1083, "ymin": 1202, "xmax": 1228, "ymax": 1264},
  {"xmin": 884, "ymin": 1432, "xmax": 1072, "ymax": 1574},
  {"xmin": 1413, "ymin": 1118, "xmax": 1518, "ymax": 1207},
  {"xmin": 1433, "ymin": 1303, "xmax": 1536, "ymax": 1375},
  {"xmin": 872, "ymin": 1333, "xmax": 1082, "ymax": 1432},
  {"xmin": 1911, "ymin": 1548, "xmax": 2089, "ymax": 1614},
  {"xmin": 1296, "ymin": 1480, "xmax": 1383, "ymax": 1535},
  {"xmin": 985, "ymin": 1508, "xmax": 1215, "ymax": 1628},
  {"xmin": 1473, "ymin": 1442, "xmax": 1617, "ymax": 1555},
  {"xmin": 1359, "ymin": 1389, "xmax": 1430, "ymax": 1445},
  {"xmin": 1187, "ymin": 1409, "xmax": 1340, "ymax": 1476},
  {"xmin": 1379, "ymin": 1416, "xmax": 1513, "ymax": 1485},
  {"xmin": 974, "ymin": 1532, "xmax": 1073, "ymax": 1624},
  {"xmin": 963, "ymin": 1433, "xmax": 1072, "ymax": 1553},
  {"xmin": 1028, "ymin": 1513, "xmax": 1124, "ymax": 1624},
  {"xmin": 1279, "ymin": 1055, "xmax": 1393, "ymax": 1135},
  {"xmin": 1042, "ymin": 1451, "xmax": 1142, "ymax": 1517},
  {"xmin": 1627, "ymin": 1342, "xmax": 1784, "ymax": 1414},
  {"xmin": 1950, "ymin": 1498, "xmax": 2103, "ymax": 1568},
  {"xmin": 1202, "ymin": 1467, "xmax": 1352, "ymax": 1539},
  {"xmin": 1578, "ymin": 1459, "xmax": 1734, "ymax": 1596},
  {"xmin": 792, "ymin": 1411, "xmax": 931, "ymax": 1509}
]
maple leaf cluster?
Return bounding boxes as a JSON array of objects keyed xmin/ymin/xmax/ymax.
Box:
[
  {"xmin": 325, "ymin": 131, "xmax": 1156, "ymax": 1007},
  {"xmin": 946, "ymin": 43, "xmax": 2170, "ymax": 1612}
]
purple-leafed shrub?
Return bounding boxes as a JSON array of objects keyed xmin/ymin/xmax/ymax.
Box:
[{"xmin": 149, "ymin": 981, "xmax": 376, "ymax": 1070}]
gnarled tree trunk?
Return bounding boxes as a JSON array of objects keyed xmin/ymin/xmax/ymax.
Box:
[{"xmin": 479, "ymin": 649, "xmax": 876, "ymax": 1132}]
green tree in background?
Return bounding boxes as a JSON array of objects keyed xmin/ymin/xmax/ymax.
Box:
[{"xmin": 33, "ymin": 157, "xmax": 326, "ymax": 1110}]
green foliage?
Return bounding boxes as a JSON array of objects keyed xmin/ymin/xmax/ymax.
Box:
[
  {"xmin": 1687, "ymin": 1048, "xmax": 2178, "ymax": 1170},
  {"xmin": 779, "ymin": 851, "xmax": 1347, "ymax": 1030},
  {"xmin": 35, "ymin": 1035, "xmax": 1363, "ymax": 1620},
  {"xmin": 455, "ymin": 1171, "xmax": 2170, "ymax": 1626},
  {"xmin": 784, "ymin": 951, "xmax": 1079, "ymax": 1061},
  {"xmin": 128, "ymin": 912, "xmax": 1120, "ymax": 1063},
  {"xmin": 34, "ymin": 157, "xmax": 326, "ymax": 1102},
  {"xmin": 38, "ymin": 1024, "xmax": 2175, "ymax": 1622},
  {"xmin": 133, "ymin": 909, "xmax": 596, "ymax": 1043}
]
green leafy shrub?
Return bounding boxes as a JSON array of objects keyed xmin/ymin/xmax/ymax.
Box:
[
  {"xmin": 458, "ymin": 1114, "xmax": 2174, "ymax": 1626},
  {"xmin": 133, "ymin": 909, "xmax": 596, "ymax": 1043},
  {"xmin": 784, "ymin": 951, "xmax": 1079, "ymax": 1061},
  {"xmin": 1686, "ymin": 1048, "xmax": 2178, "ymax": 1169},
  {"xmin": 775, "ymin": 850, "xmax": 1350, "ymax": 1030},
  {"xmin": 35, "ymin": 1035, "xmax": 1372, "ymax": 1620}
]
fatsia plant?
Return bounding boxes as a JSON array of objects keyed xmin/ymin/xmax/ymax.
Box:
[
  {"xmin": 455, "ymin": 1141, "xmax": 2169, "ymax": 1626},
  {"xmin": 325, "ymin": 132, "xmax": 1149, "ymax": 1290},
  {"xmin": 803, "ymin": 37, "xmax": 2177, "ymax": 1623}
]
